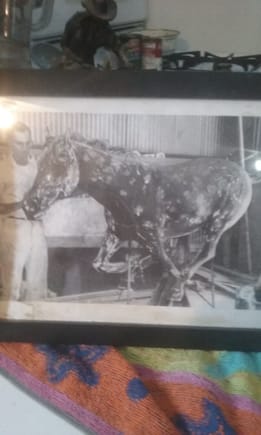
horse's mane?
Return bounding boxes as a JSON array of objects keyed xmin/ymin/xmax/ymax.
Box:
[
  {"xmin": 67, "ymin": 132, "xmax": 143, "ymax": 162},
  {"xmin": 40, "ymin": 131, "xmax": 145, "ymax": 171}
]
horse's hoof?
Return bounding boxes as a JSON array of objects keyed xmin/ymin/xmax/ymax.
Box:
[
  {"xmin": 92, "ymin": 261, "xmax": 103, "ymax": 273},
  {"xmin": 169, "ymin": 293, "xmax": 190, "ymax": 307},
  {"xmin": 46, "ymin": 289, "xmax": 57, "ymax": 298},
  {"xmin": 186, "ymin": 280, "xmax": 200, "ymax": 292}
]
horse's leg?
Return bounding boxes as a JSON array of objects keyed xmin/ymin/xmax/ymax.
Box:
[
  {"xmin": 166, "ymin": 206, "xmax": 249, "ymax": 306},
  {"xmin": 158, "ymin": 229, "xmax": 218, "ymax": 307},
  {"xmin": 185, "ymin": 213, "xmax": 234, "ymax": 282},
  {"xmin": 92, "ymin": 231, "xmax": 128, "ymax": 274},
  {"xmin": 156, "ymin": 226, "xmax": 182, "ymax": 278},
  {"xmin": 150, "ymin": 271, "xmax": 169, "ymax": 305},
  {"xmin": 254, "ymin": 274, "xmax": 261, "ymax": 303},
  {"xmin": 151, "ymin": 229, "xmax": 184, "ymax": 306},
  {"xmin": 155, "ymin": 224, "xmax": 225, "ymax": 307},
  {"xmin": 130, "ymin": 254, "xmax": 154, "ymax": 280},
  {"xmin": 151, "ymin": 273, "xmax": 190, "ymax": 307},
  {"xmin": 167, "ymin": 240, "xmax": 191, "ymax": 307},
  {"xmin": 165, "ymin": 231, "xmax": 222, "ymax": 307},
  {"xmin": 151, "ymin": 234, "xmax": 201, "ymax": 306},
  {"xmin": 159, "ymin": 233, "xmax": 206, "ymax": 305},
  {"xmin": 92, "ymin": 208, "xmax": 128, "ymax": 274}
]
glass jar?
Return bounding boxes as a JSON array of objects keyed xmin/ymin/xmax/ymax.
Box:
[{"xmin": 0, "ymin": 0, "xmax": 54, "ymax": 68}]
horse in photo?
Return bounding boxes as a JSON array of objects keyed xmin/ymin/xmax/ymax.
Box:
[{"xmin": 23, "ymin": 132, "xmax": 253, "ymax": 306}]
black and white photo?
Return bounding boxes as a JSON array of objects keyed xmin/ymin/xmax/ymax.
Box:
[{"xmin": 1, "ymin": 83, "xmax": 261, "ymax": 343}]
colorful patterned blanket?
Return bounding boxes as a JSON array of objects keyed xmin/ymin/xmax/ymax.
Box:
[{"xmin": 0, "ymin": 343, "xmax": 260, "ymax": 434}]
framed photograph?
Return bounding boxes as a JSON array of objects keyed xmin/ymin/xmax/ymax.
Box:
[{"xmin": 0, "ymin": 70, "xmax": 261, "ymax": 349}]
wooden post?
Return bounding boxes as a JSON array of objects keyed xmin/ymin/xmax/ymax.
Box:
[
  {"xmin": 210, "ymin": 260, "xmax": 215, "ymax": 308},
  {"xmin": 127, "ymin": 239, "xmax": 133, "ymax": 304},
  {"xmin": 239, "ymin": 116, "xmax": 253, "ymax": 275}
]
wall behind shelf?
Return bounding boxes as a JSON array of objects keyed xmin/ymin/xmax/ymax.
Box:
[{"xmin": 147, "ymin": 0, "xmax": 261, "ymax": 54}]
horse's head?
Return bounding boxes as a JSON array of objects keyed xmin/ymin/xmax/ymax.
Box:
[{"xmin": 24, "ymin": 131, "xmax": 80, "ymax": 219}]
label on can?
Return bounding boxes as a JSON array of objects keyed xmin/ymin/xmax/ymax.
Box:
[{"xmin": 142, "ymin": 38, "xmax": 162, "ymax": 70}]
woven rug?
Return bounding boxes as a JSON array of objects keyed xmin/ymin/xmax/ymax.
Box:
[{"xmin": 0, "ymin": 344, "xmax": 260, "ymax": 434}]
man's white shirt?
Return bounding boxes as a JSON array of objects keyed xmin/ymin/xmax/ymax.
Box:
[{"xmin": 0, "ymin": 150, "xmax": 37, "ymax": 218}]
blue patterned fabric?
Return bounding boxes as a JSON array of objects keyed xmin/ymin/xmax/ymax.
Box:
[
  {"xmin": 37, "ymin": 344, "xmax": 108, "ymax": 386},
  {"xmin": 175, "ymin": 399, "xmax": 236, "ymax": 435}
]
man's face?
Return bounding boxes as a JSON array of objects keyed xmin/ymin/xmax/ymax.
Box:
[{"xmin": 11, "ymin": 129, "xmax": 31, "ymax": 165}]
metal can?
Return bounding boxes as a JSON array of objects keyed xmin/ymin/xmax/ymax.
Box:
[
  {"xmin": 142, "ymin": 38, "xmax": 162, "ymax": 70},
  {"xmin": 130, "ymin": 29, "xmax": 180, "ymax": 71}
]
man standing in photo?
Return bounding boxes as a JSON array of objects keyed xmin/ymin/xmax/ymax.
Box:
[{"xmin": 0, "ymin": 122, "xmax": 48, "ymax": 301}]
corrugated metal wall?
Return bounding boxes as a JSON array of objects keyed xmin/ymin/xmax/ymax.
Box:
[
  {"xmin": 217, "ymin": 117, "xmax": 261, "ymax": 152},
  {"xmin": 17, "ymin": 112, "xmax": 221, "ymax": 156},
  {"xmin": 16, "ymin": 111, "xmax": 261, "ymax": 157}
]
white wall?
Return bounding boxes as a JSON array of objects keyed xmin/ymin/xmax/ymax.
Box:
[
  {"xmin": 0, "ymin": 374, "xmax": 88, "ymax": 435},
  {"xmin": 147, "ymin": 0, "xmax": 261, "ymax": 54}
]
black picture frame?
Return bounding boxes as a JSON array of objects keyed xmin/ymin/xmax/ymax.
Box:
[{"xmin": 1, "ymin": 69, "xmax": 261, "ymax": 350}]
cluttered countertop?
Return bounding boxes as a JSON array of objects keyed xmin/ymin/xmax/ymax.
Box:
[{"xmin": 3, "ymin": 0, "xmax": 261, "ymax": 73}]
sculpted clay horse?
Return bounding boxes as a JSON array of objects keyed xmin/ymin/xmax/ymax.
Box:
[{"xmin": 23, "ymin": 132, "xmax": 252, "ymax": 305}]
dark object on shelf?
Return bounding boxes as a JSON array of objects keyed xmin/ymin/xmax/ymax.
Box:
[
  {"xmin": 81, "ymin": 0, "xmax": 117, "ymax": 21},
  {"xmin": 61, "ymin": 12, "xmax": 125, "ymax": 68}
]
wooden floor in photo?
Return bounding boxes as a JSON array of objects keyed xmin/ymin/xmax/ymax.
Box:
[{"xmin": 44, "ymin": 265, "xmax": 261, "ymax": 310}]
